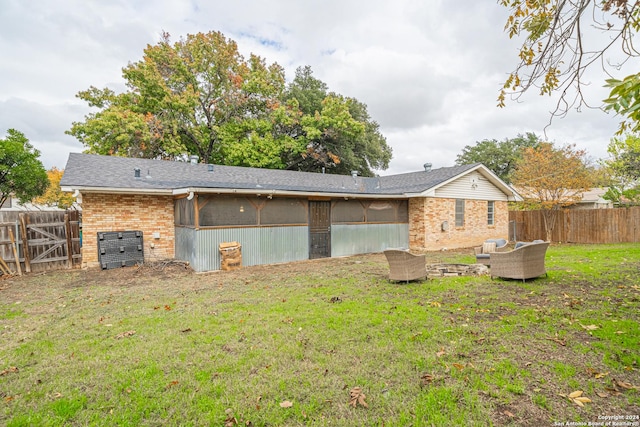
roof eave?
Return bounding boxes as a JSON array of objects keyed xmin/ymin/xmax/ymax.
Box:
[
  {"xmin": 173, "ymin": 187, "xmax": 408, "ymax": 199},
  {"xmin": 61, "ymin": 186, "xmax": 174, "ymax": 196}
]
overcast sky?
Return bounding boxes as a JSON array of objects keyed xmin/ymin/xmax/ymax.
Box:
[{"xmin": 0, "ymin": 0, "xmax": 630, "ymax": 176}]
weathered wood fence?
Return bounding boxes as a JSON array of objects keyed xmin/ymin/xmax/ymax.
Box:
[
  {"xmin": 509, "ymin": 207, "xmax": 640, "ymax": 243},
  {"xmin": 0, "ymin": 210, "xmax": 81, "ymax": 275}
]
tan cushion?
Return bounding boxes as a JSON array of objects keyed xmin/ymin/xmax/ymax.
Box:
[{"xmin": 482, "ymin": 241, "xmax": 497, "ymax": 254}]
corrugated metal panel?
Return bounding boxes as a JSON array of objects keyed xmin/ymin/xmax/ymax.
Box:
[
  {"xmin": 190, "ymin": 226, "xmax": 309, "ymax": 272},
  {"xmin": 436, "ymin": 171, "xmax": 508, "ymax": 201},
  {"xmin": 331, "ymin": 224, "xmax": 409, "ymax": 257},
  {"xmin": 175, "ymin": 227, "xmax": 197, "ymax": 268}
]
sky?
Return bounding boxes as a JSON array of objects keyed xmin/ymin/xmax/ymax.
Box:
[{"xmin": 0, "ymin": 0, "xmax": 632, "ymax": 176}]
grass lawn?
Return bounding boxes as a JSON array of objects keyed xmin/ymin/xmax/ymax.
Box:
[{"xmin": 0, "ymin": 243, "xmax": 638, "ymax": 426}]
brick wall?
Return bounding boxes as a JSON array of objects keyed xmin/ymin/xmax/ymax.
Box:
[
  {"xmin": 80, "ymin": 193, "xmax": 175, "ymax": 268},
  {"xmin": 409, "ymin": 197, "xmax": 509, "ymax": 251}
]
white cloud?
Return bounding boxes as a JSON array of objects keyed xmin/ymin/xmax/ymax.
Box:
[{"xmin": 0, "ymin": 0, "xmax": 626, "ymax": 174}]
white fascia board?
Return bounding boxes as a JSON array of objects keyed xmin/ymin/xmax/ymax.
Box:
[
  {"xmin": 405, "ymin": 190, "xmax": 436, "ymax": 198},
  {"xmin": 173, "ymin": 187, "xmax": 408, "ymax": 199},
  {"xmin": 60, "ymin": 186, "xmax": 173, "ymax": 195}
]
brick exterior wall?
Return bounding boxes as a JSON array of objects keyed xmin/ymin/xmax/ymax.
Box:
[
  {"xmin": 80, "ymin": 193, "xmax": 175, "ymax": 268},
  {"xmin": 409, "ymin": 197, "xmax": 509, "ymax": 251}
]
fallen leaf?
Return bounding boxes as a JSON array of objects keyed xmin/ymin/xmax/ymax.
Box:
[
  {"xmin": 165, "ymin": 380, "xmax": 179, "ymax": 390},
  {"xmin": 595, "ymin": 391, "xmax": 609, "ymax": 398},
  {"xmin": 574, "ymin": 397, "xmax": 591, "ymax": 403},
  {"xmin": 572, "ymin": 398, "xmax": 584, "ymax": 407},
  {"xmin": 452, "ymin": 363, "xmax": 465, "ymax": 371},
  {"xmin": 420, "ymin": 373, "xmax": 435, "ymax": 387},
  {"xmin": 224, "ymin": 414, "xmax": 238, "ymax": 427},
  {"xmin": 430, "ymin": 301, "xmax": 441, "ymax": 307},
  {"xmin": 279, "ymin": 400, "xmax": 293, "ymax": 408},
  {"xmin": 568, "ymin": 390, "xmax": 583, "ymax": 398},
  {"xmin": 436, "ymin": 348, "xmax": 446, "ymax": 358},
  {"xmin": 503, "ymin": 410, "xmax": 515, "ymax": 417},
  {"xmin": 0, "ymin": 367, "xmax": 18, "ymax": 376},
  {"xmin": 580, "ymin": 324, "xmax": 599, "ymax": 331},
  {"xmin": 546, "ymin": 336, "xmax": 566, "ymax": 346},
  {"xmin": 348, "ymin": 387, "xmax": 368, "ymax": 408},
  {"xmin": 115, "ymin": 330, "xmax": 136, "ymax": 339},
  {"xmin": 605, "ymin": 386, "xmax": 622, "ymax": 396},
  {"xmin": 614, "ymin": 379, "xmax": 637, "ymax": 390},
  {"xmin": 594, "ymin": 372, "xmax": 609, "ymax": 379},
  {"xmin": 164, "ymin": 305, "xmax": 172, "ymax": 311}
]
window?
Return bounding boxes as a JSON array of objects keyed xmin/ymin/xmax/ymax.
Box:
[
  {"xmin": 455, "ymin": 199, "xmax": 465, "ymax": 227},
  {"xmin": 487, "ymin": 201, "xmax": 495, "ymax": 225}
]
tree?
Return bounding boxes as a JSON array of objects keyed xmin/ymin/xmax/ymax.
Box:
[
  {"xmin": 455, "ymin": 133, "xmax": 542, "ymax": 183},
  {"xmin": 511, "ymin": 142, "xmax": 594, "ymax": 241},
  {"xmin": 283, "ymin": 67, "xmax": 392, "ymax": 176},
  {"xmin": 69, "ymin": 34, "xmax": 391, "ymax": 176},
  {"xmin": 498, "ymin": 0, "xmax": 640, "ymax": 132},
  {"xmin": 604, "ymin": 73, "xmax": 640, "ymax": 134},
  {"xmin": 68, "ymin": 31, "xmax": 288, "ymax": 164},
  {"xmin": 32, "ymin": 167, "xmax": 76, "ymax": 209},
  {"xmin": 0, "ymin": 129, "xmax": 49, "ymax": 207},
  {"xmin": 285, "ymin": 65, "xmax": 328, "ymax": 116},
  {"xmin": 601, "ymin": 133, "xmax": 640, "ymax": 204}
]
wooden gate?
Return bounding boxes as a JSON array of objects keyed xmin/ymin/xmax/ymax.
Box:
[{"xmin": 0, "ymin": 211, "xmax": 81, "ymax": 275}]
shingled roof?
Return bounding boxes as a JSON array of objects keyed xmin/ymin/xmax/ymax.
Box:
[{"xmin": 60, "ymin": 153, "xmax": 499, "ymax": 198}]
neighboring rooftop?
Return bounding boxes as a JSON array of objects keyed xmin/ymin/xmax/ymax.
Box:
[{"xmin": 60, "ymin": 153, "xmax": 489, "ymax": 197}]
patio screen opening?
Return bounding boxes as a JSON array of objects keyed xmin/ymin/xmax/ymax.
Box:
[{"xmin": 332, "ymin": 200, "xmax": 408, "ymax": 224}]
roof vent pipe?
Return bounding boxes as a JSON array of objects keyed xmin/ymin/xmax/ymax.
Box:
[
  {"xmin": 423, "ymin": 163, "xmax": 432, "ymax": 172},
  {"xmin": 134, "ymin": 168, "xmax": 141, "ymax": 179},
  {"xmin": 207, "ymin": 164, "xmax": 214, "ymax": 172},
  {"xmin": 351, "ymin": 170, "xmax": 358, "ymax": 178},
  {"xmin": 190, "ymin": 155, "xmax": 199, "ymax": 164}
]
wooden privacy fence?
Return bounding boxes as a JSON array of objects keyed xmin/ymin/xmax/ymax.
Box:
[
  {"xmin": 0, "ymin": 211, "xmax": 81, "ymax": 275},
  {"xmin": 509, "ymin": 207, "xmax": 640, "ymax": 244}
]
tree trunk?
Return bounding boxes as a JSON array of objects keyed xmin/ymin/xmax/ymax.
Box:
[{"xmin": 541, "ymin": 208, "xmax": 559, "ymax": 242}]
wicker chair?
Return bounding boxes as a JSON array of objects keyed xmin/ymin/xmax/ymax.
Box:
[
  {"xmin": 474, "ymin": 238, "xmax": 509, "ymax": 266},
  {"xmin": 383, "ymin": 249, "xmax": 427, "ymax": 282},
  {"xmin": 489, "ymin": 241, "xmax": 550, "ymax": 281}
]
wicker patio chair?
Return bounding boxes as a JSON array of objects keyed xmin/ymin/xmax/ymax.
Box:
[
  {"xmin": 474, "ymin": 238, "xmax": 509, "ymax": 266},
  {"xmin": 489, "ymin": 241, "xmax": 550, "ymax": 281},
  {"xmin": 383, "ymin": 249, "xmax": 427, "ymax": 283}
]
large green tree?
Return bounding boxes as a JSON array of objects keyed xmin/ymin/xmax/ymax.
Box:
[
  {"xmin": 68, "ymin": 31, "xmax": 288, "ymax": 164},
  {"xmin": 283, "ymin": 66, "xmax": 392, "ymax": 176},
  {"xmin": 68, "ymin": 32, "xmax": 391, "ymax": 176},
  {"xmin": 455, "ymin": 133, "xmax": 542, "ymax": 183},
  {"xmin": 0, "ymin": 129, "xmax": 49, "ymax": 207},
  {"xmin": 498, "ymin": 0, "xmax": 640, "ymax": 133},
  {"xmin": 602, "ymin": 133, "xmax": 640, "ymax": 204}
]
